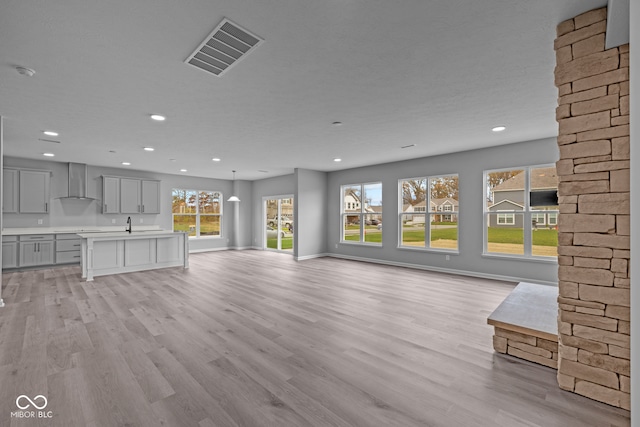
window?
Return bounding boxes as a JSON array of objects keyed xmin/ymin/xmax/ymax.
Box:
[
  {"xmin": 531, "ymin": 212, "xmax": 546, "ymax": 227},
  {"xmin": 399, "ymin": 174, "xmax": 458, "ymax": 251},
  {"xmin": 341, "ymin": 182, "xmax": 382, "ymax": 245},
  {"xmin": 484, "ymin": 165, "xmax": 558, "ymax": 258},
  {"xmin": 172, "ymin": 189, "xmax": 222, "ymax": 237},
  {"xmin": 497, "ymin": 212, "xmax": 515, "ymax": 225}
]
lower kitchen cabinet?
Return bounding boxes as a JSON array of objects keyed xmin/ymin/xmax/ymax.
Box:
[
  {"xmin": 2, "ymin": 236, "xmax": 18, "ymax": 269},
  {"xmin": 18, "ymin": 235, "xmax": 55, "ymax": 267},
  {"xmin": 56, "ymin": 234, "xmax": 82, "ymax": 264}
]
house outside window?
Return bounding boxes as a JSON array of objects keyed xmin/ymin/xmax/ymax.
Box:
[
  {"xmin": 484, "ymin": 165, "xmax": 558, "ymax": 258},
  {"xmin": 399, "ymin": 174, "xmax": 458, "ymax": 251},
  {"xmin": 172, "ymin": 189, "xmax": 222, "ymax": 237},
  {"xmin": 341, "ymin": 182, "xmax": 382, "ymax": 245}
]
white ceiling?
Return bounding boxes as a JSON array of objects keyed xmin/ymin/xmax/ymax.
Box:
[{"xmin": 0, "ymin": 0, "xmax": 606, "ymax": 181}]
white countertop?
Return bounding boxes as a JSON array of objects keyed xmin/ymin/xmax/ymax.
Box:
[
  {"xmin": 77, "ymin": 230, "xmax": 182, "ymax": 239},
  {"xmin": 2, "ymin": 225, "xmax": 164, "ymax": 235}
]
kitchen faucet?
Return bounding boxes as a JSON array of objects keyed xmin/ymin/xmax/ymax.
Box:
[{"xmin": 126, "ymin": 216, "xmax": 132, "ymax": 233}]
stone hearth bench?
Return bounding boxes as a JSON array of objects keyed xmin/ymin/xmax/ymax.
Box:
[{"xmin": 487, "ymin": 282, "xmax": 559, "ymax": 369}]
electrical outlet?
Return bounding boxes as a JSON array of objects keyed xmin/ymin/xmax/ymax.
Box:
[
  {"xmin": 139, "ymin": 218, "xmax": 144, "ymax": 223},
  {"xmin": 37, "ymin": 219, "xmax": 43, "ymax": 225},
  {"xmin": 335, "ymin": 244, "xmax": 338, "ymax": 249},
  {"xmin": 445, "ymin": 255, "xmax": 450, "ymax": 261},
  {"xmin": 111, "ymin": 219, "xmax": 116, "ymax": 224}
]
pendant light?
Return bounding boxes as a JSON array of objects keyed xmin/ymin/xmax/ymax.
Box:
[{"xmin": 227, "ymin": 170, "xmax": 240, "ymax": 202}]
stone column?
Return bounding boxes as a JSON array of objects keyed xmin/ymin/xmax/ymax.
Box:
[{"xmin": 554, "ymin": 7, "xmax": 630, "ymax": 410}]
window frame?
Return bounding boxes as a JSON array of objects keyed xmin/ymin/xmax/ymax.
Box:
[
  {"xmin": 398, "ymin": 174, "xmax": 459, "ymax": 253},
  {"xmin": 340, "ymin": 182, "xmax": 382, "ymax": 246},
  {"xmin": 172, "ymin": 188, "xmax": 223, "ymax": 238},
  {"xmin": 483, "ymin": 164, "xmax": 558, "ymax": 260}
]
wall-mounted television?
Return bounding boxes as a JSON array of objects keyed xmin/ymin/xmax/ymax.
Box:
[{"xmin": 530, "ymin": 190, "xmax": 558, "ymax": 207}]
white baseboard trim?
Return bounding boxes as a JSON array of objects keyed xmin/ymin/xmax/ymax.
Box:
[
  {"xmin": 189, "ymin": 247, "xmax": 230, "ymax": 254},
  {"xmin": 295, "ymin": 253, "xmax": 329, "ymax": 261},
  {"xmin": 328, "ymin": 253, "xmax": 558, "ymax": 287}
]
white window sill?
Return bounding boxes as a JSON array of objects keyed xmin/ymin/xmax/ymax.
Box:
[
  {"xmin": 482, "ymin": 253, "xmax": 558, "ymax": 264},
  {"xmin": 339, "ymin": 241, "xmax": 382, "ymax": 248},
  {"xmin": 397, "ymin": 245, "xmax": 459, "ymax": 255}
]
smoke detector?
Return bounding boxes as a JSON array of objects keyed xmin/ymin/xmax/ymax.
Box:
[{"xmin": 16, "ymin": 66, "xmax": 35, "ymax": 77}]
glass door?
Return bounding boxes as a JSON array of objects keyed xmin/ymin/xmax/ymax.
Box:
[{"xmin": 264, "ymin": 196, "xmax": 294, "ymax": 252}]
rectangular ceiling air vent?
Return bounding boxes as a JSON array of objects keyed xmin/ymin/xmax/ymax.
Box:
[{"xmin": 185, "ymin": 18, "xmax": 263, "ymax": 77}]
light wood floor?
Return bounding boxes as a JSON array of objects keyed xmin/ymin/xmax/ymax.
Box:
[{"xmin": 0, "ymin": 251, "xmax": 630, "ymax": 427}]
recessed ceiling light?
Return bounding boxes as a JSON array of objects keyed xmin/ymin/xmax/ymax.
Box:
[
  {"xmin": 169, "ymin": 159, "xmax": 176, "ymax": 162},
  {"xmin": 43, "ymin": 131, "xmax": 58, "ymax": 137},
  {"xmin": 144, "ymin": 147, "xmax": 155, "ymax": 151},
  {"xmin": 258, "ymin": 170, "xmax": 269, "ymax": 173},
  {"xmin": 150, "ymin": 114, "xmax": 166, "ymax": 121},
  {"xmin": 332, "ymin": 121, "xmax": 343, "ymax": 126},
  {"xmin": 492, "ymin": 126, "xmax": 506, "ymax": 132},
  {"xmin": 334, "ymin": 158, "xmax": 342, "ymax": 162},
  {"xmin": 43, "ymin": 153, "xmax": 55, "ymax": 157},
  {"xmin": 180, "ymin": 169, "xmax": 188, "ymax": 172},
  {"xmin": 212, "ymin": 158, "xmax": 221, "ymax": 162},
  {"xmin": 401, "ymin": 144, "xmax": 416, "ymax": 149},
  {"xmin": 122, "ymin": 162, "xmax": 131, "ymax": 166}
]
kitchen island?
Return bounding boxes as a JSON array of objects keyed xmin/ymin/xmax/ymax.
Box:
[{"xmin": 77, "ymin": 230, "xmax": 188, "ymax": 281}]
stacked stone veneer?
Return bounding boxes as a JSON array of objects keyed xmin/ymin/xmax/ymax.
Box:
[
  {"xmin": 493, "ymin": 328, "xmax": 558, "ymax": 369},
  {"xmin": 554, "ymin": 7, "xmax": 630, "ymax": 410}
]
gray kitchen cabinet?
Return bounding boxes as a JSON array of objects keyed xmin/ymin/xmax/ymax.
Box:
[
  {"xmin": 102, "ymin": 176, "xmax": 121, "ymax": 214},
  {"xmin": 101, "ymin": 175, "xmax": 160, "ymax": 214},
  {"xmin": 18, "ymin": 235, "xmax": 54, "ymax": 267},
  {"xmin": 56, "ymin": 234, "xmax": 82, "ymax": 264},
  {"xmin": 141, "ymin": 180, "xmax": 160, "ymax": 214},
  {"xmin": 3, "ymin": 169, "xmax": 18, "ymax": 213},
  {"xmin": 2, "ymin": 236, "xmax": 18, "ymax": 269},
  {"xmin": 19, "ymin": 169, "xmax": 51, "ymax": 213},
  {"xmin": 120, "ymin": 178, "xmax": 141, "ymax": 213}
]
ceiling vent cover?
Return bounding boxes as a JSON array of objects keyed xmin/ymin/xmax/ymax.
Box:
[{"xmin": 185, "ymin": 18, "xmax": 263, "ymax": 77}]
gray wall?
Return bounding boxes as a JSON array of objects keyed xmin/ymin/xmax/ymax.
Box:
[
  {"xmin": 294, "ymin": 168, "xmax": 328, "ymax": 259},
  {"xmin": 250, "ymin": 174, "xmax": 295, "ymax": 249},
  {"xmin": 232, "ymin": 180, "xmax": 253, "ymax": 249},
  {"xmin": 326, "ymin": 137, "xmax": 560, "ymax": 284},
  {"xmin": 3, "ymin": 156, "xmax": 235, "ymax": 252}
]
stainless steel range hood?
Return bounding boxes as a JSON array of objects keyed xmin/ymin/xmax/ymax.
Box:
[{"xmin": 60, "ymin": 162, "xmax": 95, "ymax": 200}]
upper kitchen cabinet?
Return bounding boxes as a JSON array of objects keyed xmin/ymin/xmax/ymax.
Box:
[
  {"xmin": 102, "ymin": 176, "xmax": 160, "ymax": 214},
  {"xmin": 7, "ymin": 169, "xmax": 52, "ymax": 214},
  {"xmin": 102, "ymin": 176, "xmax": 120, "ymax": 214},
  {"xmin": 20, "ymin": 170, "xmax": 51, "ymax": 213},
  {"xmin": 141, "ymin": 180, "xmax": 160, "ymax": 214},
  {"xmin": 120, "ymin": 178, "xmax": 141, "ymax": 213},
  {"xmin": 2, "ymin": 168, "xmax": 18, "ymax": 213}
]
